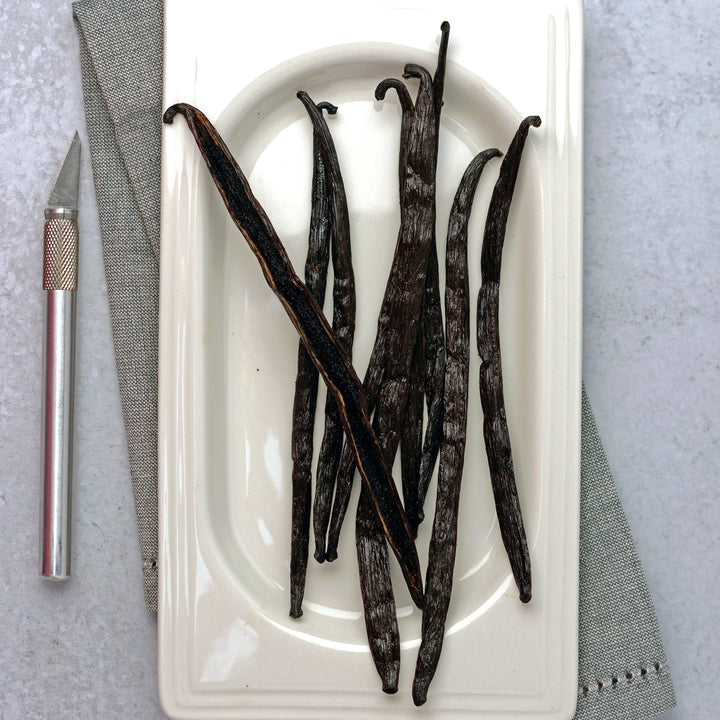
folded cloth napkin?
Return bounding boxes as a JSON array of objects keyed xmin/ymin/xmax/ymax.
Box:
[{"xmin": 72, "ymin": 1, "xmax": 676, "ymax": 718}]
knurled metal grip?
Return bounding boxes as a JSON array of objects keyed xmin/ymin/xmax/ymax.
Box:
[{"xmin": 43, "ymin": 208, "xmax": 78, "ymax": 290}]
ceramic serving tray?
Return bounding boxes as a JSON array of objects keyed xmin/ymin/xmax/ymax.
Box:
[{"xmin": 159, "ymin": 1, "xmax": 583, "ymax": 717}]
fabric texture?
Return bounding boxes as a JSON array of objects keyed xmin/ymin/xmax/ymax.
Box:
[
  {"xmin": 71, "ymin": 1, "xmax": 675, "ymax": 717},
  {"xmin": 575, "ymin": 387, "xmax": 675, "ymax": 718},
  {"xmin": 73, "ymin": 0, "xmax": 164, "ymax": 612}
]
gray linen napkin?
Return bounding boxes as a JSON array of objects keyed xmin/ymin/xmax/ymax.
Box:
[
  {"xmin": 72, "ymin": 1, "xmax": 676, "ymax": 717},
  {"xmin": 73, "ymin": 0, "xmax": 163, "ymax": 611}
]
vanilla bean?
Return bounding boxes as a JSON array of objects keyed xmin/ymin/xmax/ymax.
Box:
[
  {"xmin": 413, "ymin": 148, "xmax": 501, "ymax": 706},
  {"xmin": 416, "ymin": 20, "xmax": 451, "ymax": 529},
  {"xmin": 352, "ymin": 50, "xmax": 444, "ymax": 693},
  {"xmin": 295, "ymin": 93, "xmax": 357, "ymax": 567},
  {"xmin": 478, "ymin": 115, "xmax": 541, "ymax": 604},
  {"xmin": 289, "ymin": 99, "xmax": 337, "ymax": 618},
  {"xmin": 376, "ymin": 76, "xmax": 424, "ymax": 535},
  {"xmin": 163, "ymin": 103, "xmax": 423, "ymax": 608}
]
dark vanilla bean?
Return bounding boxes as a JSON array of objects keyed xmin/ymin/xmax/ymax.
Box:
[
  {"xmin": 376, "ymin": 75, "xmax": 424, "ymax": 536},
  {"xmin": 289, "ymin": 99, "xmax": 338, "ymax": 618},
  {"xmin": 413, "ymin": 148, "xmax": 501, "ymax": 705},
  {"xmin": 295, "ymin": 93, "xmax": 357, "ymax": 567},
  {"xmin": 416, "ymin": 20, "xmax": 451, "ymax": 530},
  {"xmin": 478, "ymin": 115, "xmax": 541, "ymax": 604}
]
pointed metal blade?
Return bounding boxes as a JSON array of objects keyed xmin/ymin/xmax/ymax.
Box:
[{"xmin": 47, "ymin": 132, "xmax": 81, "ymax": 210}]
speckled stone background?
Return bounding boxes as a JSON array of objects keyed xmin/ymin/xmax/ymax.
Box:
[{"xmin": 0, "ymin": 1, "xmax": 717, "ymax": 718}]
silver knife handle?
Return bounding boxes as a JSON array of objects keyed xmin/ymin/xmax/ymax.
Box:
[
  {"xmin": 43, "ymin": 208, "xmax": 78, "ymax": 290},
  {"xmin": 41, "ymin": 205, "xmax": 78, "ymax": 580}
]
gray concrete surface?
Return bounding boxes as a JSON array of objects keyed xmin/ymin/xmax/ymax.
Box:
[{"xmin": 1, "ymin": 0, "xmax": 717, "ymax": 718}]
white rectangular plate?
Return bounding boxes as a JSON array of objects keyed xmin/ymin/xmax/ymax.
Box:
[{"xmin": 159, "ymin": 1, "xmax": 583, "ymax": 717}]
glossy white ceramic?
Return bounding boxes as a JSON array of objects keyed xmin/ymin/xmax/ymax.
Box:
[{"xmin": 159, "ymin": 1, "xmax": 583, "ymax": 717}]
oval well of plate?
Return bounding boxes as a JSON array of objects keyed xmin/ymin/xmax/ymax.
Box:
[{"xmin": 195, "ymin": 43, "xmax": 544, "ymax": 648}]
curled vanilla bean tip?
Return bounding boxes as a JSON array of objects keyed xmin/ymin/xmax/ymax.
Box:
[
  {"xmin": 297, "ymin": 91, "xmax": 340, "ymax": 114},
  {"xmin": 374, "ymin": 78, "xmax": 414, "ymax": 112},
  {"xmin": 316, "ymin": 101, "xmax": 338, "ymax": 115},
  {"xmin": 402, "ymin": 63, "xmax": 433, "ymax": 83},
  {"xmin": 162, "ymin": 104, "xmax": 181, "ymax": 123}
]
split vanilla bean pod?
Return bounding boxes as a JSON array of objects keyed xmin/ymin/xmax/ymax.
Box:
[
  {"xmin": 289, "ymin": 99, "xmax": 337, "ymax": 618},
  {"xmin": 478, "ymin": 115, "xmax": 541, "ymax": 604},
  {"xmin": 296, "ymin": 92, "xmax": 357, "ymax": 566},
  {"xmin": 413, "ymin": 148, "xmax": 501, "ymax": 706},
  {"xmin": 163, "ymin": 103, "xmax": 423, "ymax": 608}
]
